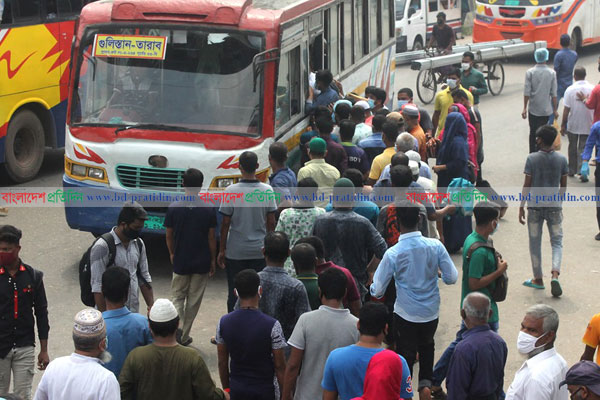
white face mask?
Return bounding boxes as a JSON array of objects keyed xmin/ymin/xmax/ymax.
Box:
[
  {"xmin": 461, "ymin": 62, "xmax": 471, "ymax": 71},
  {"xmin": 447, "ymin": 79, "xmax": 458, "ymax": 89},
  {"xmin": 517, "ymin": 330, "xmax": 547, "ymax": 355}
]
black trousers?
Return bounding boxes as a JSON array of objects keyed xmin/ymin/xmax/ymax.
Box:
[
  {"xmin": 393, "ymin": 314, "xmax": 439, "ymax": 391},
  {"xmin": 225, "ymin": 258, "xmax": 266, "ymax": 312},
  {"xmin": 528, "ymin": 113, "xmax": 550, "ymax": 153},
  {"xmin": 596, "ymin": 167, "xmax": 600, "ymax": 231}
]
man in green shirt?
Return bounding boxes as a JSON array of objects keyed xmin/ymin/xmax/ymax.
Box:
[
  {"xmin": 119, "ymin": 299, "xmax": 228, "ymax": 400},
  {"xmin": 291, "ymin": 243, "xmax": 320, "ymax": 310},
  {"xmin": 460, "ymin": 51, "xmax": 488, "ymax": 105},
  {"xmin": 431, "ymin": 202, "xmax": 507, "ymax": 399}
]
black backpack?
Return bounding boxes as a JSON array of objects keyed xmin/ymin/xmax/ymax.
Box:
[
  {"xmin": 465, "ymin": 241, "xmax": 508, "ymax": 303},
  {"xmin": 79, "ymin": 233, "xmax": 143, "ymax": 307}
]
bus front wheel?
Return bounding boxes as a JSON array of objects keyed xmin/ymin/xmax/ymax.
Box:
[{"xmin": 4, "ymin": 109, "xmax": 45, "ymax": 183}]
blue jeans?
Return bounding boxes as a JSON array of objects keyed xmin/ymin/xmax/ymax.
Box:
[
  {"xmin": 432, "ymin": 321, "xmax": 499, "ymax": 388},
  {"xmin": 527, "ymin": 207, "xmax": 563, "ymax": 279}
]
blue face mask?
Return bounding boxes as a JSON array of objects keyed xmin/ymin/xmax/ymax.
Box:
[
  {"xmin": 397, "ymin": 100, "xmax": 409, "ymax": 109},
  {"xmin": 367, "ymin": 99, "xmax": 375, "ymax": 109}
]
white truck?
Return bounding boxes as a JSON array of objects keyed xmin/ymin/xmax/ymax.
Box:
[{"xmin": 395, "ymin": 0, "xmax": 462, "ymax": 52}]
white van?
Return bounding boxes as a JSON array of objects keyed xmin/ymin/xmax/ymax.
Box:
[{"xmin": 395, "ymin": 0, "xmax": 462, "ymax": 52}]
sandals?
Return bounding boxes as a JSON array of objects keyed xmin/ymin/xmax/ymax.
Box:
[
  {"xmin": 551, "ymin": 279, "xmax": 562, "ymax": 297},
  {"xmin": 522, "ymin": 279, "xmax": 545, "ymax": 289}
]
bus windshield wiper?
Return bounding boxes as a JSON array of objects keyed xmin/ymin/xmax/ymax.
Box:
[{"xmin": 114, "ymin": 123, "xmax": 189, "ymax": 135}]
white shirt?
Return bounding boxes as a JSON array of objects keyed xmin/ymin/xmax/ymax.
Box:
[
  {"xmin": 563, "ymin": 80, "xmax": 594, "ymax": 135},
  {"xmin": 34, "ymin": 353, "xmax": 120, "ymax": 400},
  {"xmin": 505, "ymin": 348, "xmax": 568, "ymax": 400}
]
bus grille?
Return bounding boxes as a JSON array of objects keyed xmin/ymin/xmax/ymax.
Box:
[
  {"xmin": 499, "ymin": 7, "xmax": 525, "ymax": 18},
  {"xmin": 116, "ymin": 165, "xmax": 185, "ymax": 191}
]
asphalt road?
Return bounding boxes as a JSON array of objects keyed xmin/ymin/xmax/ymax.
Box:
[{"xmin": 2, "ymin": 43, "xmax": 600, "ymax": 395}]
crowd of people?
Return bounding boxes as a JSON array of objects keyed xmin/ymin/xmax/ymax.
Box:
[{"xmin": 1, "ymin": 33, "xmax": 600, "ymax": 400}]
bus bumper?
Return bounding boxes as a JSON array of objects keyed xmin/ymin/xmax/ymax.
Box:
[
  {"xmin": 473, "ymin": 19, "xmax": 561, "ymax": 49},
  {"xmin": 62, "ymin": 175, "xmax": 167, "ymax": 235},
  {"xmin": 396, "ymin": 35, "xmax": 408, "ymax": 53}
]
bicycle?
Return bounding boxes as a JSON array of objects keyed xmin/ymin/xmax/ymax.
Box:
[{"xmin": 416, "ymin": 48, "xmax": 451, "ymax": 105}]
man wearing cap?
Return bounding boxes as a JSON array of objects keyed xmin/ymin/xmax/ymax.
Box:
[
  {"xmin": 91, "ymin": 202, "xmax": 154, "ymax": 314},
  {"xmin": 522, "ymin": 48, "xmax": 559, "ymax": 153},
  {"xmin": 297, "ymin": 137, "xmax": 340, "ymax": 208},
  {"xmin": 402, "ymin": 105, "xmax": 427, "ymax": 162},
  {"xmin": 397, "ymin": 88, "xmax": 434, "ymax": 138},
  {"xmin": 34, "ymin": 309, "xmax": 119, "ymax": 400},
  {"xmin": 0, "ymin": 225, "xmax": 49, "ymax": 400},
  {"xmin": 561, "ymin": 361, "xmax": 600, "ymax": 399},
  {"xmin": 313, "ymin": 178, "xmax": 387, "ymax": 300},
  {"xmin": 350, "ymin": 103, "xmax": 373, "ymax": 144},
  {"xmin": 120, "ymin": 299, "xmax": 228, "ymax": 400}
]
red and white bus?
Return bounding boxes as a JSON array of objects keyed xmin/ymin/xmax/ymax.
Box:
[{"xmin": 64, "ymin": 0, "xmax": 397, "ymax": 234}]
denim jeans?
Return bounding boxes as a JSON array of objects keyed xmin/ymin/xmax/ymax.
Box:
[
  {"xmin": 596, "ymin": 167, "xmax": 600, "ymax": 230},
  {"xmin": 225, "ymin": 258, "xmax": 266, "ymax": 312},
  {"xmin": 527, "ymin": 207, "xmax": 563, "ymax": 279},
  {"xmin": 432, "ymin": 321, "xmax": 499, "ymax": 388},
  {"xmin": 0, "ymin": 346, "xmax": 35, "ymax": 400}
]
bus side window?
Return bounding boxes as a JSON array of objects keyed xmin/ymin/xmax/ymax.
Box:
[
  {"xmin": 326, "ymin": 6, "xmax": 339, "ymax": 75},
  {"xmin": 276, "ymin": 47, "xmax": 301, "ymax": 130},
  {"xmin": 354, "ymin": 0, "xmax": 367, "ymax": 59},
  {"xmin": 57, "ymin": 0, "xmax": 82, "ymax": 16},
  {"xmin": 13, "ymin": 0, "xmax": 42, "ymax": 22},
  {"xmin": 429, "ymin": 0, "xmax": 438, "ymax": 12},
  {"xmin": 382, "ymin": 0, "xmax": 393, "ymax": 41},
  {"xmin": 1, "ymin": 0, "xmax": 12, "ymax": 24},
  {"xmin": 369, "ymin": 0, "xmax": 382, "ymax": 51},
  {"xmin": 341, "ymin": 0, "xmax": 353, "ymax": 70}
]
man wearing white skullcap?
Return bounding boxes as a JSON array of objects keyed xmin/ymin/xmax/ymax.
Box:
[
  {"xmin": 119, "ymin": 299, "xmax": 229, "ymax": 400},
  {"xmin": 34, "ymin": 309, "xmax": 120, "ymax": 400}
]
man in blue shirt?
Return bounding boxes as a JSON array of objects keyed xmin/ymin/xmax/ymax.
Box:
[
  {"xmin": 446, "ymin": 293, "xmax": 508, "ymax": 400},
  {"xmin": 581, "ymin": 120, "xmax": 600, "ymax": 240},
  {"xmin": 101, "ymin": 268, "xmax": 152, "ymax": 377},
  {"xmin": 370, "ymin": 201, "xmax": 458, "ymax": 399},
  {"xmin": 268, "ymin": 142, "xmax": 297, "ymax": 209},
  {"xmin": 552, "ymin": 34, "xmax": 578, "ymax": 123},
  {"xmin": 321, "ymin": 302, "xmax": 413, "ymax": 400},
  {"xmin": 339, "ymin": 120, "xmax": 370, "ymax": 177},
  {"xmin": 358, "ymin": 113, "xmax": 388, "ymax": 164},
  {"xmin": 306, "ymin": 69, "xmax": 339, "ymax": 114}
]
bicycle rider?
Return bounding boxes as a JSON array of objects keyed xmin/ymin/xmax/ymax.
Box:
[{"xmin": 428, "ymin": 12, "xmax": 455, "ymax": 56}]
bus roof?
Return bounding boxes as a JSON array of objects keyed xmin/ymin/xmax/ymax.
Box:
[{"xmin": 79, "ymin": 0, "xmax": 336, "ymax": 32}]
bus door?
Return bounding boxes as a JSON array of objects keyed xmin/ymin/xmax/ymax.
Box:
[{"xmin": 405, "ymin": 0, "xmax": 426, "ymax": 50}]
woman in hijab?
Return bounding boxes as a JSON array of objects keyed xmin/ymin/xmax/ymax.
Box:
[
  {"xmin": 438, "ymin": 103, "xmax": 478, "ymax": 179},
  {"xmin": 351, "ymin": 350, "xmax": 404, "ymax": 400},
  {"xmin": 433, "ymin": 112, "xmax": 473, "ymax": 253}
]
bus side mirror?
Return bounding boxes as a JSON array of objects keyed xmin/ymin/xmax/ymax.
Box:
[
  {"xmin": 408, "ymin": 7, "xmax": 416, "ymax": 18},
  {"xmin": 252, "ymin": 48, "xmax": 280, "ymax": 92}
]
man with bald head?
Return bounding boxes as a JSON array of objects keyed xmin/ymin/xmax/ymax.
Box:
[{"xmin": 446, "ymin": 293, "xmax": 507, "ymax": 400}]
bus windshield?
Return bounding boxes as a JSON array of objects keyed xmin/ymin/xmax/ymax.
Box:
[
  {"xmin": 72, "ymin": 27, "xmax": 263, "ymax": 136},
  {"xmin": 396, "ymin": 0, "xmax": 407, "ymax": 19},
  {"xmin": 476, "ymin": 0, "xmax": 560, "ymax": 5}
]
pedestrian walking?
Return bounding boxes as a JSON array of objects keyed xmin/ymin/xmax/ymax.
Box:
[
  {"xmin": 552, "ymin": 33, "xmax": 578, "ymax": 123},
  {"xmin": 216, "ymin": 269, "xmax": 286, "ymax": 400},
  {"xmin": 165, "ymin": 168, "xmax": 217, "ymax": 345},
  {"xmin": 460, "ymin": 51, "xmax": 488, "ymax": 105},
  {"xmin": 101, "ymin": 268, "xmax": 152, "ymax": 377},
  {"xmin": 580, "ymin": 121, "xmax": 600, "ymax": 240},
  {"xmin": 90, "ymin": 202, "xmax": 154, "ymax": 313},
  {"xmin": 445, "ymin": 293, "xmax": 508, "ymax": 400},
  {"xmin": 522, "ymin": 48, "xmax": 559, "ymax": 153},
  {"xmin": 120, "ymin": 299, "xmax": 228, "ymax": 400},
  {"xmin": 581, "ymin": 312, "xmax": 600, "ymax": 364},
  {"xmin": 506, "ymin": 305, "xmax": 568, "ymax": 400},
  {"xmin": 370, "ymin": 202, "xmax": 458, "ymax": 399},
  {"xmin": 218, "ymin": 151, "xmax": 277, "ymax": 312},
  {"xmin": 0, "ymin": 225, "xmax": 49, "ymax": 400},
  {"xmin": 34, "ymin": 309, "xmax": 118, "ymax": 400},
  {"xmin": 282, "ymin": 267, "xmax": 359, "ymax": 400},
  {"xmin": 519, "ymin": 125, "xmax": 568, "ymax": 297},
  {"xmin": 561, "ymin": 67, "xmax": 593, "ymax": 180}
]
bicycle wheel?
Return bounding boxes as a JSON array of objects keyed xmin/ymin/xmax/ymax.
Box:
[
  {"xmin": 417, "ymin": 69, "xmax": 437, "ymax": 105},
  {"xmin": 487, "ymin": 61, "xmax": 505, "ymax": 96}
]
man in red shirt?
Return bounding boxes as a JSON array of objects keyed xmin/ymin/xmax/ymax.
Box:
[{"xmin": 578, "ymin": 56, "xmax": 600, "ymax": 164}]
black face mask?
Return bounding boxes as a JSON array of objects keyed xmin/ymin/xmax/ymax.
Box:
[
  {"xmin": 123, "ymin": 226, "xmax": 141, "ymax": 240},
  {"xmin": 437, "ymin": 19, "xmax": 444, "ymax": 25}
]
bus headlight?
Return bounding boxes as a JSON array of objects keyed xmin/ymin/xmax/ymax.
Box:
[
  {"xmin": 65, "ymin": 156, "xmax": 109, "ymax": 184},
  {"xmin": 217, "ymin": 178, "xmax": 235, "ymax": 188},
  {"xmin": 88, "ymin": 168, "xmax": 105, "ymax": 180}
]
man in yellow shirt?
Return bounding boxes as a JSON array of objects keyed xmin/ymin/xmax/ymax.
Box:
[
  {"xmin": 582, "ymin": 312, "xmax": 600, "ymax": 365},
  {"xmin": 432, "ymin": 68, "xmax": 474, "ymax": 137},
  {"xmin": 297, "ymin": 137, "xmax": 340, "ymax": 207},
  {"xmin": 366, "ymin": 121, "xmax": 401, "ymax": 185}
]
